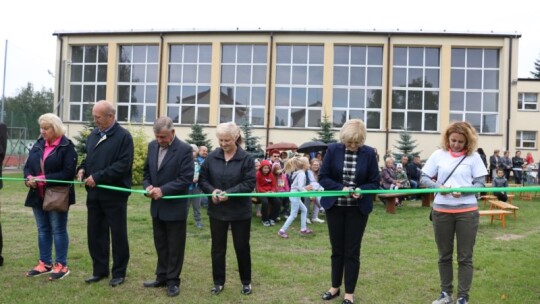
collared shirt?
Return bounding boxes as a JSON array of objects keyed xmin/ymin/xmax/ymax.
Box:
[{"xmin": 337, "ymin": 149, "xmax": 358, "ymax": 206}]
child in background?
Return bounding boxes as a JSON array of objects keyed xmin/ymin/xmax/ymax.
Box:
[
  {"xmin": 307, "ymin": 158, "xmax": 325, "ymax": 223},
  {"xmin": 278, "ymin": 157, "xmax": 314, "ymax": 238},
  {"xmin": 256, "ymin": 160, "xmax": 281, "ymax": 226},
  {"xmin": 272, "ymin": 162, "xmax": 290, "ymax": 220},
  {"xmin": 395, "ymin": 163, "xmax": 411, "ymax": 189},
  {"xmin": 492, "ymin": 168, "xmax": 508, "ymax": 202}
]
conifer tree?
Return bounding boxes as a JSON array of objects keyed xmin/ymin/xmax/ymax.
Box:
[
  {"xmin": 73, "ymin": 118, "xmax": 96, "ymax": 163},
  {"xmin": 187, "ymin": 123, "xmax": 213, "ymax": 151},
  {"xmin": 241, "ymin": 116, "xmax": 264, "ymax": 159},
  {"xmin": 531, "ymin": 54, "xmax": 540, "ymax": 79},
  {"xmin": 392, "ymin": 129, "xmax": 421, "ymax": 161},
  {"xmin": 312, "ymin": 114, "xmax": 337, "ymax": 143}
]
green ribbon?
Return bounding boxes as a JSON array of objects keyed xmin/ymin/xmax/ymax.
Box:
[{"xmin": 3, "ymin": 176, "xmax": 539, "ymax": 200}]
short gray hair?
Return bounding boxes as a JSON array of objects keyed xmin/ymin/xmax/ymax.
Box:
[{"xmin": 153, "ymin": 117, "xmax": 174, "ymax": 133}]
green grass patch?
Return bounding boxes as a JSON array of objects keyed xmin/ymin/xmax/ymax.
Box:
[{"xmin": 1, "ymin": 171, "xmax": 539, "ymax": 303}]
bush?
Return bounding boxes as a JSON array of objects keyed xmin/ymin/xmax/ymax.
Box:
[{"xmin": 128, "ymin": 126, "xmax": 149, "ymax": 186}]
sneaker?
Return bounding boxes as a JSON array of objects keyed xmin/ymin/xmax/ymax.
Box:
[
  {"xmin": 275, "ymin": 217, "xmax": 281, "ymax": 222},
  {"xmin": 269, "ymin": 220, "xmax": 275, "ymax": 226},
  {"xmin": 278, "ymin": 230, "xmax": 289, "ymax": 238},
  {"xmin": 49, "ymin": 262, "xmax": 70, "ymax": 280},
  {"xmin": 312, "ymin": 218, "xmax": 325, "ymax": 223},
  {"xmin": 300, "ymin": 228, "xmax": 314, "ymax": 235},
  {"xmin": 26, "ymin": 260, "xmax": 52, "ymax": 277},
  {"xmin": 306, "ymin": 218, "xmax": 312, "ymax": 224},
  {"xmin": 456, "ymin": 297, "xmax": 469, "ymax": 304},
  {"xmin": 262, "ymin": 221, "xmax": 271, "ymax": 227},
  {"xmin": 432, "ymin": 291, "xmax": 453, "ymax": 304}
]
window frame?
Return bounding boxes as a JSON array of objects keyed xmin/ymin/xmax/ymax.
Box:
[
  {"xmin": 516, "ymin": 130, "xmax": 537, "ymax": 149},
  {"xmin": 517, "ymin": 92, "xmax": 538, "ymax": 111}
]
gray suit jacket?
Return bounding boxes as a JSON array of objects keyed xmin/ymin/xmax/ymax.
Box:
[{"xmin": 142, "ymin": 137, "xmax": 194, "ymax": 221}]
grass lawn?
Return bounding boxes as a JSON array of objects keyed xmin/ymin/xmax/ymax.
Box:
[{"xmin": 1, "ymin": 171, "xmax": 539, "ymax": 303}]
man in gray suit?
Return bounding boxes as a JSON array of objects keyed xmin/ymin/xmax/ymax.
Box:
[{"xmin": 142, "ymin": 117, "xmax": 194, "ymax": 297}]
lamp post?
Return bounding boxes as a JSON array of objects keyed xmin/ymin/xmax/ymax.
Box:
[{"xmin": 1, "ymin": 40, "xmax": 7, "ymax": 123}]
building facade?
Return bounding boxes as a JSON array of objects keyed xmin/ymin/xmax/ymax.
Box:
[{"xmin": 52, "ymin": 29, "xmax": 540, "ymax": 161}]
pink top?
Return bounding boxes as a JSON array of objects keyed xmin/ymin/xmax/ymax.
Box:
[{"xmin": 27, "ymin": 136, "xmax": 62, "ymax": 197}]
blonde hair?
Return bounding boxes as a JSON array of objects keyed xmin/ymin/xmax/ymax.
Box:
[
  {"xmin": 339, "ymin": 119, "xmax": 366, "ymax": 146},
  {"xmin": 284, "ymin": 156, "xmax": 305, "ymax": 174},
  {"xmin": 216, "ymin": 122, "xmax": 242, "ymax": 144},
  {"xmin": 442, "ymin": 121, "xmax": 478, "ymax": 156},
  {"xmin": 38, "ymin": 113, "xmax": 66, "ymax": 137}
]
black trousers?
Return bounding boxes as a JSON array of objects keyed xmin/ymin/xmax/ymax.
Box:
[
  {"xmin": 259, "ymin": 197, "xmax": 281, "ymax": 222},
  {"xmin": 0, "ymin": 223, "xmax": 3, "ymax": 266},
  {"xmin": 87, "ymin": 197, "xmax": 130, "ymax": 278},
  {"xmin": 210, "ymin": 217, "xmax": 251, "ymax": 286},
  {"xmin": 152, "ymin": 217, "xmax": 186, "ymax": 287},
  {"xmin": 326, "ymin": 206, "xmax": 369, "ymax": 294}
]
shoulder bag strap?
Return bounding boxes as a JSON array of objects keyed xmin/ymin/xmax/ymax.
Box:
[{"xmin": 442, "ymin": 155, "xmax": 466, "ymax": 184}]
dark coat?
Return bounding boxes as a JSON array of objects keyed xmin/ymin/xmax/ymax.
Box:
[
  {"xmin": 23, "ymin": 136, "xmax": 78, "ymax": 208},
  {"xmin": 319, "ymin": 143, "xmax": 380, "ymax": 215},
  {"xmin": 78, "ymin": 122, "xmax": 134, "ymax": 200},
  {"xmin": 0, "ymin": 123, "xmax": 6, "ymax": 190},
  {"xmin": 142, "ymin": 137, "xmax": 194, "ymax": 221},
  {"xmin": 199, "ymin": 145, "xmax": 255, "ymax": 221}
]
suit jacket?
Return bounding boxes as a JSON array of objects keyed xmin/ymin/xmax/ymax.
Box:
[
  {"xmin": 319, "ymin": 143, "xmax": 380, "ymax": 215},
  {"xmin": 142, "ymin": 136, "xmax": 194, "ymax": 221}
]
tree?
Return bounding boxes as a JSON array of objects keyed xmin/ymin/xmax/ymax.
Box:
[
  {"xmin": 186, "ymin": 123, "xmax": 213, "ymax": 151},
  {"xmin": 73, "ymin": 118, "xmax": 96, "ymax": 164},
  {"xmin": 312, "ymin": 114, "xmax": 337, "ymax": 144},
  {"xmin": 3, "ymin": 83, "xmax": 53, "ymax": 139},
  {"xmin": 392, "ymin": 129, "xmax": 421, "ymax": 161},
  {"xmin": 241, "ymin": 116, "xmax": 264, "ymax": 159},
  {"xmin": 531, "ymin": 54, "xmax": 540, "ymax": 79}
]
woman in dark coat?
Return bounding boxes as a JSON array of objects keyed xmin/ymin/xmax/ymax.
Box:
[
  {"xmin": 198, "ymin": 122, "xmax": 256, "ymax": 296},
  {"xmin": 23, "ymin": 113, "xmax": 77, "ymax": 280}
]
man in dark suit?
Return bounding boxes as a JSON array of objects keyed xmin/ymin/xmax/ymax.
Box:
[
  {"xmin": 142, "ymin": 117, "xmax": 194, "ymax": 297},
  {"xmin": 77, "ymin": 100, "xmax": 134, "ymax": 287},
  {"xmin": 0, "ymin": 122, "xmax": 7, "ymax": 266}
]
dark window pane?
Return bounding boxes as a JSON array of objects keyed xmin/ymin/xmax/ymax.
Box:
[
  {"xmin": 466, "ymin": 92, "xmax": 481, "ymax": 111},
  {"xmin": 97, "ymin": 65, "xmax": 107, "ymax": 82},
  {"xmin": 466, "ymin": 70, "xmax": 482, "ymax": 89},
  {"xmin": 425, "ymin": 69, "xmax": 439, "ymax": 88},
  {"xmin": 408, "ymin": 68, "xmax": 423, "ymax": 87},
  {"xmin": 181, "ymin": 86, "xmax": 196, "ymax": 104},
  {"xmin": 450, "ymin": 69, "xmax": 465, "ymax": 89},
  {"xmin": 351, "ymin": 46, "xmax": 367, "ymax": 65},
  {"xmin": 483, "ymin": 70, "xmax": 498, "ymax": 89},
  {"xmin": 367, "ymin": 89, "xmax": 382, "ymax": 108},
  {"xmin": 449, "ymin": 113, "xmax": 462, "ymax": 123},
  {"xmin": 350, "ymin": 89, "xmax": 365, "ymax": 108},
  {"xmin": 252, "ymin": 87, "xmax": 265, "ymax": 106},
  {"xmin": 450, "ymin": 92, "xmax": 464, "ymax": 111},
  {"xmin": 391, "ymin": 112, "xmax": 405, "ymax": 130},
  {"xmin": 71, "ymin": 65, "xmax": 83, "ymax": 82},
  {"xmin": 119, "ymin": 46, "xmax": 132, "ymax": 63},
  {"xmin": 308, "ymin": 88, "xmax": 322, "ymax": 107},
  {"xmin": 181, "ymin": 106, "xmax": 195, "ymax": 124},
  {"xmin": 291, "ymin": 108, "xmax": 306, "ymax": 127},
  {"xmin": 118, "ymin": 65, "xmax": 131, "ymax": 82},
  {"xmin": 291, "ymin": 88, "xmax": 306, "ymax": 107},
  {"xmin": 333, "ymin": 89, "xmax": 348, "ymax": 108},
  {"xmin": 482, "ymin": 114, "xmax": 497, "ymax": 133},
  {"xmin": 198, "ymin": 86, "xmax": 210, "ymax": 105},
  {"xmin": 309, "ymin": 66, "xmax": 323, "ymax": 85},
  {"xmin": 72, "ymin": 46, "xmax": 84, "ymax": 63},
  {"xmin": 117, "ymin": 105, "xmax": 129, "ymax": 121},
  {"xmin": 308, "ymin": 109, "xmax": 321, "ymax": 127},
  {"xmin": 452, "ymin": 48, "xmax": 465, "ymax": 67},
  {"xmin": 467, "ymin": 49, "xmax": 482, "ymax": 68},
  {"xmin": 392, "ymin": 90, "xmax": 406, "ymax": 109},
  {"xmin": 235, "ymin": 87, "xmax": 249, "ymax": 107},
  {"xmin": 367, "ymin": 67, "xmax": 382, "ymax": 86},
  {"xmin": 145, "ymin": 106, "xmax": 156, "ymax": 122},
  {"xmin": 275, "ymin": 87, "xmax": 290, "ymax": 106},
  {"xmin": 117, "ymin": 85, "xmax": 130, "ymax": 103},
  {"xmin": 425, "ymin": 91, "xmax": 439, "ymax": 110},
  {"xmin": 98, "ymin": 46, "xmax": 108, "ymax": 63},
  {"xmin": 220, "ymin": 107, "xmax": 232, "ymax": 123},
  {"xmin": 275, "ymin": 108, "xmax": 288, "ymax": 126},
  {"xmin": 145, "ymin": 85, "xmax": 157, "ymax": 103},
  {"xmin": 83, "ymin": 85, "xmax": 95, "ymax": 102},
  {"xmin": 484, "ymin": 49, "xmax": 499, "ymax": 68},
  {"xmin": 393, "ymin": 47, "xmax": 407, "ymax": 66},
  {"xmin": 82, "ymin": 104, "xmax": 93, "ymax": 121},
  {"xmin": 168, "ymin": 86, "xmax": 180, "ymax": 104},
  {"xmin": 333, "ymin": 66, "xmax": 349, "ymax": 86},
  {"xmin": 409, "ymin": 47, "xmax": 424, "ymax": 66},
  {"xmin": 293, "ymin": 45, "xmax": 308, "ymax": 64},
  {"xmin": 393, "ymin": 68, "xmax": 407, "ymax": 87},
  {"xmin": 85, "ymin": 46, "xmax": 97, "ymax": 62},
  {"xmin": 424, "ymin": 113, "xmax": 438, "ymax": 131},
  {"xmin": 70, "ymin": 105, "xmax": 80, "ymax": 121},
  {"xmin": 132, "ymin": 85, "xmax": 144, "ymax": 103},
  {"xmin": 408, "ymin": 91, "xmax": 422, "ymax": 110},
  {"xmin": 334, "ymin": 46, "xmax": 349, "ymax": 64},
  {"xmin": 70, "ymin": 85, "xmax": 82, "ymax": 102},
  {"xmin": 407, "ymin": 112, "xmax": 422, "ymax": 131},
  {"xmin": 97, "ymin": 85, "xmax": 106, "ymax": 100},
  {"xmin": 350, "ymin": 67, "xmax": 365, "ymax": 86},
  {"xmin": 168, "ymin": 106, "xmax": 180, "ymax": 122},
  {"xmin": 367, "ymin": 47, "xmax": 383, "ymax": 65},
  {"xmin": 252, "ymin": 108, "xmax": 264, "ymax": 126},
  {"xmin": 366, "ymin": 111, "xmax": 380, "ymax": 129},
  {"xmin": 465, "ymin": 113, "xmax": 481, "ymax": 132},
  {"xmin": 483, "ymin": 92, "xmax": 498, "ymax": 112},
  {"xmin": 425, "ymin": 48, "xmax": 440, "ymax": 67},
  {"xmin": 309, "ymin": 46, "xmax": 324, "ymax": 64},
  {"xmin": 132, "ymin": 65, "xmax": 145, "ymax": 82},
  {"xmin": 197, "ymin": 107, "xmax": 210, "ymax": 124},
  {"xmin": 333, "ymin": 110, "xmax": 346, "ymax": 127}
]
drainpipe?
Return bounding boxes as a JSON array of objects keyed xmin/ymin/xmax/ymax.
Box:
[
  {"xmin": 55, "ymin": 36, "xmax": 64, "ymax": 118},
  {"xmin": 505, "ymin": 37, "xmax": 513, "ymax": 150},
  {"xmin": 265, "ymin": 32, "xmax": 274, "ymax": 147},
  {"xmin": 384, "ymin": 34, "xmax": 392, "ymax": 153},
  {"xmin": 157, "ymin": 33, "xmax": 164, "ymax": 117}
]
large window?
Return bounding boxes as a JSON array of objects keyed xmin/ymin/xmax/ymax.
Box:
[
  {"xmin": 516, "ymin": 131, "xmax": 537, "ymax": 149},
  {"xmin": 167, "ymin": 44, "xmax": 212, "ymax": 125},
  {"xmin": 449, "ymin": 48, "xmax": 500, "ymax": 133},
  {"xmin": 275, "ymin": 45, "xmax": 324, "ymax": 128},
  {"xmin": 117, "ymin": 45, "xmax": 159, "ymax": 123},
  {"xmin": 69, "ymin": 45, "xmax": 108, "ymax": 121},
  {"xmin": 391, "ymin": 46, "xmax": 440, "ymax": 131},
  {"xmin": 518, "ymin": 92, "xmax": 538, "ymax": 111},
  {"xmin": 220, "ymin": 44, "xmax": 267, "ymax": 126},
  {"xmin": 333, "ymin": 45, "xmax": 383, "ymax": 129}
]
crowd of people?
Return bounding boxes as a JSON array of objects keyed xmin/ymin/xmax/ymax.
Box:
[{"xmin": 3, "ymin": 100, "xmax": 539, "ymax": 303}]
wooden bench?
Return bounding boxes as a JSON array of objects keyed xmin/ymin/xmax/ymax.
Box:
[
  {"xmin": 489, "ymin": 200, "xmax": 519, "ymax": 220},
  {"xmin": 377, "ymin": 193, "xmax": 409, "ymax": 214},
  {"xmin": 479, "ymin": 210, "xmax": 512, "ymax": 228},
  {"xmin": 479, "ymin": 195, "xmax": 497, "ymax": 207}
]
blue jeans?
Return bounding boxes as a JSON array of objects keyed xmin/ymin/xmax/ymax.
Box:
[
  {"xmin": 32, "ymin": 207, "xmax": 69, "ymax": 265},
  {"xmin": 280, "ymin": 196, "xmax": 307, "ymax": 232}
]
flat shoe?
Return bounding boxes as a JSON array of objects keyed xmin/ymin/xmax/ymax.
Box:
[
  {"xmin": 322, "ymin": 288, "xmax": 340, "ymax": 300},
  {"xmin": 211, "ymin": 285, "xmax": 224, "ymax": 295},
  {"xmin": 241, "ymin": 284, "xmax": 252, "ymax": 295},
  {"xmin": 342, "ymin": 300, "xmax": 353, "ymax": 304}
]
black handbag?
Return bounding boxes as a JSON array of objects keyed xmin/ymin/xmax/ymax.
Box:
[{"xmin": 429, "ymin": 155, "xmax": 466, "ymax": 221}]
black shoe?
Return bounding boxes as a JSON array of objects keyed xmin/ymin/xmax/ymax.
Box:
[
  {"xmin": 143, "ymin": 280, "xmax": 166, "ymax": 288},
  {"xmin": 241, "ymin": 284, "xmax": 252, "ymax": 295},
  {"xmin": 322, "ymin": 288, "xmax": 340, "ymax": 300},
  {"xmin": 0, "ymin": 256, "xmax": 3, "ymax": 266},
  {"xmin": 342, "ymin": 300, "xmax": 353, "ymax": 304},
  {"xmin": 85, "ymin": 275, "xmax": 108, "ymax": 283},
  {"xmin": 109, "ymin": 277, "xmax": 125, "ymax": 287},
  {"xmin": 167, "ymin": 285, "xmax": 180, "ymax": 297},
  {"xmin": 211, "ymin": 285, "xmax": 224, "ymax": 295}
]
